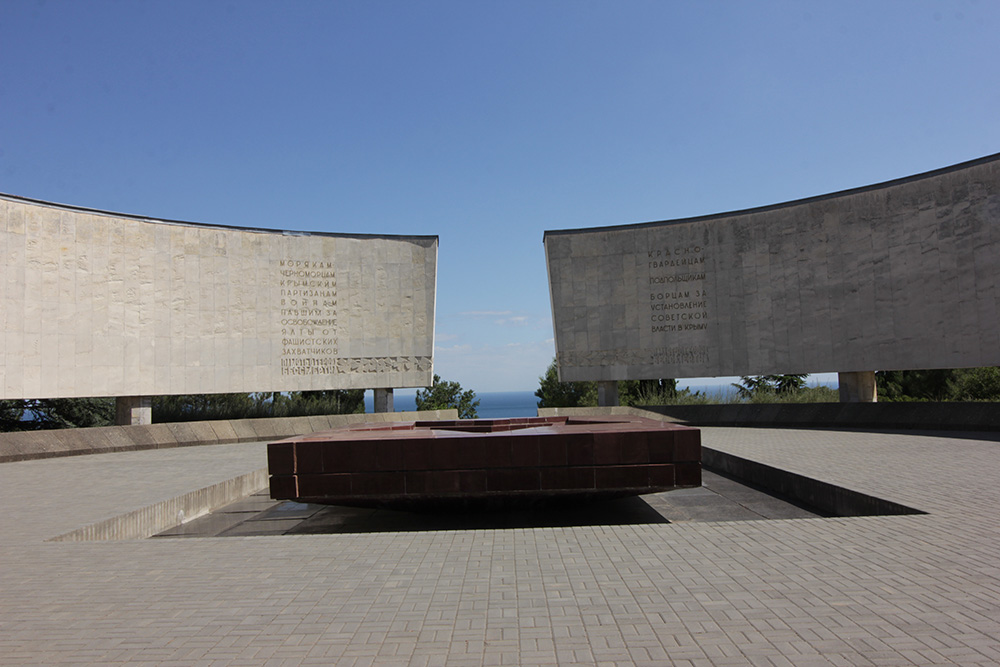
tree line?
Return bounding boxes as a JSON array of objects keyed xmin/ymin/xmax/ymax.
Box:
[
  {"xmin": 0, "ymin": 376, "xmax": 486, "ymax": 431},
  {"xmin": 0, "ymin": 390, "xmax": 365, "ymax": 432},
  {"xmin": 534, "ymin": 358, "xmax": 1000, "ymax": 407},
  {"xmin": 3, "ymin": 365, "xmax": 998, "ymax": 432}
]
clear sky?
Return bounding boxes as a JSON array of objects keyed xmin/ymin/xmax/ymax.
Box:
[{"xmin": 2, "ymin": 1, "xmax": 998, "ymax": 393}]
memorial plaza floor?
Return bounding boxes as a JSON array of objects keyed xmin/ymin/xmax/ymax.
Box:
[{"xmin": 2, "ymin": 424, "xmax": 1000, "ymax": 665}]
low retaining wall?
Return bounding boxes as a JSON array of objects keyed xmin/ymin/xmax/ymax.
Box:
[
  {"xmin": 539, "ymin": 407, "xmax": 928, "ymax": 517},
  {"xmin": 543, "ymin": 403, "xmax": 1000, "ymax": 431},
  {"xmin": 0, "ymin": 410, "xmax": 459, "ymax": 463},
  {"xmin": 48, "ymin": 467, "xmax": 269, "ymax": 541},
  {"xmin": 701, "ymin": 447, "xmax": 923, "ymax": 517}
]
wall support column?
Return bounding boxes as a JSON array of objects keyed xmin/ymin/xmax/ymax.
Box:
[
  {"xmin": 597, "ymin": 381, "xmax": 619, "ymax": 407},
  {"xmin": 838, "ymin": 371, "xmax": 878, "ymax": 403},
  {"xmin": 116, "ymin": 396, "xmax": 152, "ymax": 425},
  {"xmin": 373, "ymin": 388, "xmax": 394, "ymax": 413}
]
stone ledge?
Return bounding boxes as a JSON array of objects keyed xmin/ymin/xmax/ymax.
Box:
[
  {"xmin": 48, "ymin": 468, "xmax": 269, "ymax": 541},
  {"xmin": 702, "ymin": 446, "xmax": 924, "ymax": 517},
  {"xmin": 0, "ymin": 409, "xmax": 460, "ymax": 463},
  {"xmin": 541, "ymin": 403, "xmax": 1000, "ymax": 431}
]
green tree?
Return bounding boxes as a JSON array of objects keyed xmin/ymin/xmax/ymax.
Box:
[
  {"xmin": 38, "ymin": 398, "xmax": 116, "ymax": 427},
  {"xmin": 0, "ymin": 400, "xmax": 26, "ymax": 431},
  {"xmin": 535, "ymin": 359, "xmax": 595, "ymax": 408},
  {"xmin": 535, "ymin": 359, "xmax": 679, "ymax": 408},
  {"xmin": 0, "ymin": 398, "xmax": 115, "ymax": 431},
  {"xmin": 286, "ymin": 390, "xmax": 365, "ymax": 416},
  {"xmin": 876, "ymin": 369, "xmax": 957, "ymax": 401},
  {"xmin": 732, "ymin": 374, "xmax": 808, "ymax": 399},
  {"xmin": 732, "ymin": 376, "xmax": 769, "ymax": 399},
  {"xmin": 153, "ymin": 393, "xmax": 261, "ymax": 422},
  {"xmin": 877, "ymin": 367, "xmax": 1000, "ymax": 401},
  {"xmin": 953, "ymin": 367, "xmax": 1000, "ymax": 400},
  {"xmin": 152, "ymin": 390, "xmax": 367, "ymax": 422},
  {"xmin": 621, "ymin": 379, "xmax": 678, "ymax": 405},
  {"xmin": 415, "ymin": 374, "xmax": 480, "ymax": 418},
  {"xmin": 773, "ymin": 374, "xmax": 807, "ymax": 394}
]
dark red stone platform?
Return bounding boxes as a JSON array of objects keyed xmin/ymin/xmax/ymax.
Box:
[{"xmin": 267, "ymin": 415, "xmax": 701, "ymax": 508}]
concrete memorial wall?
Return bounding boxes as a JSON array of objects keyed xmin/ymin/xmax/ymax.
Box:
[
  {"xmin": 0, "ymin": 194, "xmax": 437, "ymax": 401},
  {"xmin": 544, "ymin": 153, "xmax": 1000, "ymax": 384}
]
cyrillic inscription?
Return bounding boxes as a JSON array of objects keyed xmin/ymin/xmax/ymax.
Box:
[
  {"xmin": 278, "ymin": 258, "xmax": 339, "ymax": 373},
  {"xmin": 281, "ymin": 355, "xmax": 433, "ymax": 377},
  {"xmin": 642, "ymin": 246, "xmax": 711, "ymax": 335}
]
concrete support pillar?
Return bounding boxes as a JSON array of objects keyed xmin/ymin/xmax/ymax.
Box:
[
  {"xmin": 116, "ymin": 396, "xmax": 152, "ymax": 425},
  {"xmin": 597, "ymin": 381, "xmax": 619, "ymax": 407},
  {"xmin": 373, "ymin": 388, "xmax": 394, "ymax": 413},
  {"xmin": 838, "ymin": 371, "xmax": 878, "ymax": 403}
]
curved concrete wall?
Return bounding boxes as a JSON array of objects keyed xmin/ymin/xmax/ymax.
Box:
[
  {"xmin": 544, "ymin": 153, "xmax": 1000, "ymax": 381},
  {"xmin": 0, "ymin": 195, "xmax": 437, "ymax": 398}
]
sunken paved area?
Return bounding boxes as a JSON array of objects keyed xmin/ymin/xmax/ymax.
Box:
[{"xmin": 1, "ymin": 425, "xmax": 1000, "ymax": 666}]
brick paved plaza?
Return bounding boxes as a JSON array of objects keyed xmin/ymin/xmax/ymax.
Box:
[{"xmin": 2, "ymin": 421, "xmax": 1000, "ymax": 665}]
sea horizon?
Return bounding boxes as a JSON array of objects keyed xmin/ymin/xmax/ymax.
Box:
[
  {"xmin": 365, "ymin": 390, "xmax": 541, "ymax": 418},
  {"xmin": 364, "ymin": 378, "xmax": 840, "ymax": 418}
]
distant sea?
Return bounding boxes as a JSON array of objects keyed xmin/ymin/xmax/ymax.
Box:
[
  {"xmin": 363, "ymin": 378, "xmax": 838, "ymax": 417},
  {"xmin": 365, "ymin": 391, "xmax": 539, "ymax": 418}
]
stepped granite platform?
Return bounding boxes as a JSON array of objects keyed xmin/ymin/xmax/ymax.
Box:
[
  {"xmin": 267, "ymin": 416, "xmax": 701, "ymax": 507},
  {"xmin": 2, "ymin": 410, "xmax": 1000, "ymax": 665}
]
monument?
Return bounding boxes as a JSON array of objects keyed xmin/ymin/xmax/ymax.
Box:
[
  {"xmin": 544, "ymin": 153, "xmax": 1000, "ymax": 403},
  {"xmin": 267, "ymin": 415, "xmax": 701, "ymax": 508},
  {"xmin": 0, "ymin": 194, "xmax": 437, "ymax": 424}
]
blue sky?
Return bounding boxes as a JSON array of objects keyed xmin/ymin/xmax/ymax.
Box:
[{"xmin": 2, "ymin": 1, "xmax": 998, "ymax": 393}]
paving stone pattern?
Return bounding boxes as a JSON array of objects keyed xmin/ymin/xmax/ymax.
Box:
[{"xmin": 2, "ymin": 426, "xmax": 1000, "ymax": 665}]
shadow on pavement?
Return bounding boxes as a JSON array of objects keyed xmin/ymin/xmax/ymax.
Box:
[{"xmin": 153, "ymin": 470, "xmax": 823, "ymax": 538}]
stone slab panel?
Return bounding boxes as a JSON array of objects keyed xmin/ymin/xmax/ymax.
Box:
[
  {"xmin": 206, "ymin": 420, "xmax": 240, "ymax": 445},
  {"xmin": 544, "ymin": 153, "xmax": 1000, "ymax": 381},
  {"xmin": 0, "ymin": 194, "xmax": 437, "ymax": 398},
  {"xmin": 164, "ymin": 422, "xmax": 202, "ymax": 448}
]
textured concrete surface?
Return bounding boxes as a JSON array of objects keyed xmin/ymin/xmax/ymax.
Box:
[
  {"xmin": 0, "ymin": 193, "xmax": 437, "ymax": 398},
  {"xmin": 544, "ymin": 153, "xmax": 1000, "ymax": 381},
  {"xmin": 2, "ymin": 423, "xmax": 1000, "ymax": 665}
]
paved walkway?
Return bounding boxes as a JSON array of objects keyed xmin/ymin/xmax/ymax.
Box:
[{"xmin": 2, "ymin": 426, "xmax": 999, "ymax": 665}]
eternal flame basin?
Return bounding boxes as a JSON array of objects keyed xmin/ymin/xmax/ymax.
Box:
[{"xmin": 267, "ymin": 415, "xmax": 701, "ymax": 509}]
